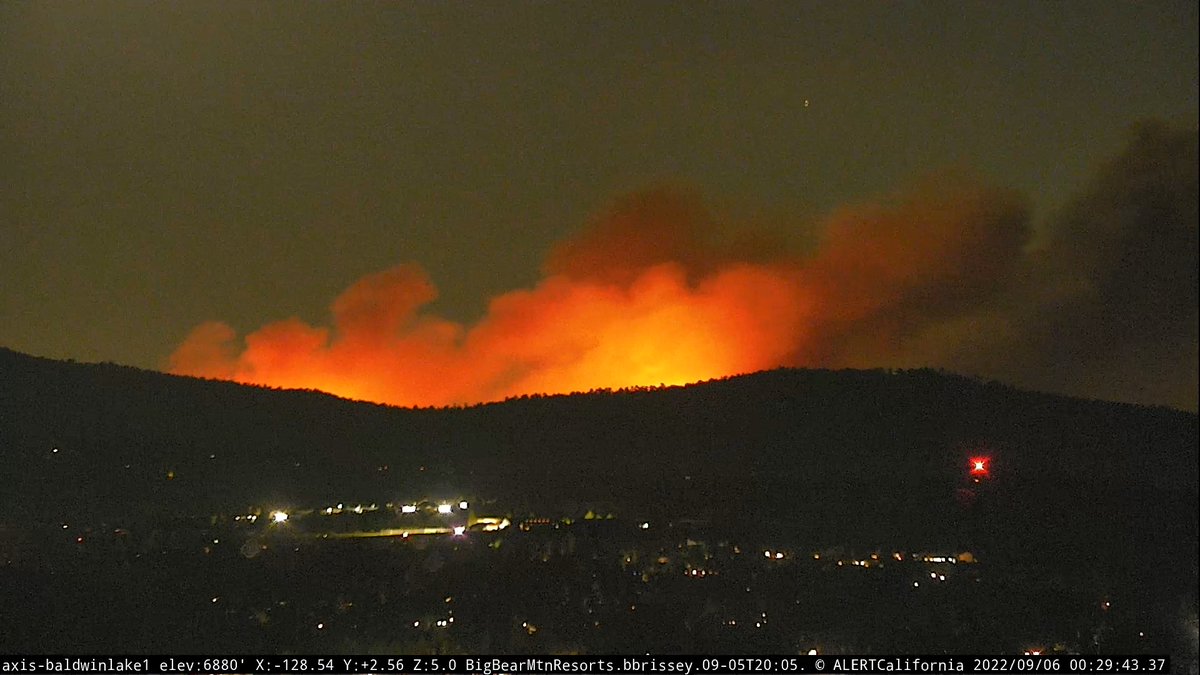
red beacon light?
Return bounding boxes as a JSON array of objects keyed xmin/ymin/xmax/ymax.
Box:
[{"xmin": 969, "ymin": 457, "xmax": 990, "ymax": 481}]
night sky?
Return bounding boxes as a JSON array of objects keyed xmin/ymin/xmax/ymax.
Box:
[{"xmin": 2, "ymin": 2, "xmax": 1196, "ymax": 410}]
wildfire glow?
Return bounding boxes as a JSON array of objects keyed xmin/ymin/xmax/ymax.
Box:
[{"xmin": 169, "ymin": 183, "xmax": 1028, "ymax": 408}]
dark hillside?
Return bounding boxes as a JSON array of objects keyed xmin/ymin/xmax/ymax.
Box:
[{"xmin": 1, "ymin": 347, "xmax": 1195, "ymax": 583}]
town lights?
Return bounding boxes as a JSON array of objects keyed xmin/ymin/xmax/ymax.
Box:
[
  {"xmin": 437, "ymin": 504, "xmax": 453, "ymax": 514},
  {"xmin": 270, "ymin": 510, "xmax": 289, "ymax": 524},
  {"xmin": 401, "ymin": 504, "xmax": 417, "ymax": 513}
]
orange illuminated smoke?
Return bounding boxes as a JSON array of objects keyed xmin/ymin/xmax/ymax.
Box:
[{"xmin": 168, "ymin": 184, "xmax": 1030, "ymax": 408}]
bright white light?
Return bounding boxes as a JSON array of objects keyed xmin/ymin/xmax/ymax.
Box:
[
  {"xmin": 317, "ymin": 622, "xmax": 324, "ymax": 629},
  {"xmin": 402, "ymin": 504, "xmax": 417, "ymax": 513},
  {"xmin": 453, "ymin": 526, "xmax": 466, "ymax": 536},
  {"xmin": 640, "ymin": 522, "xmax": 650, "ymax": 529},
  {"xmin": 271, "ymin": 510, "xmax": 289, "ymax": 524},
  {"xmin": 459, "ymin": 501, "xmax": 468, "ymax": 509},
  {"xmin": 775, "ymin": 552, "xmax": 784, "ymax": 560},
  {"xmin": 438, "ymin": 504, "xmax": 453, "ymax": 514},
  {"xmin": 764, "ymin": 551, "xmax": 772, "ymax": 558},
  {"xmin": 808, "ymin": 649, "xmax": 818, "ymax": 656},
  {"xmin": 353, "ymin": 505, "xmax": 363, "ymax": 514}
]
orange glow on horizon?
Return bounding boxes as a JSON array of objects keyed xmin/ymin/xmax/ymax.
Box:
[
  {"xmin": 168, "ymin": 184, "xmax": 1027, "ymax": 408},
  {"xmin": 169, "ymin": 262, "xmax": 811, "ymax": 407}
]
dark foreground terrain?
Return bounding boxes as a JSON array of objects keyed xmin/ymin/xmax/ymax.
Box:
[{"xmin": 0, "ymin": 348, "xmax": 1196, "ymax": 656}]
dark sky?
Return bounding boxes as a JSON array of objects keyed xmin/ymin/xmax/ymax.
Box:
[{"xmin": 2, "ymin": 2, "xmax": 1197, "ymax": 409}]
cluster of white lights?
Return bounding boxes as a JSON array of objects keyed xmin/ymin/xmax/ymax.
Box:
[
  {"xmin": 270, "ymin": 511, "xmax": 288, "ymax": 524},
  {"xmin": 764, "ymin": 550, "xmax": 785, "ymax": 560},
  {"xmin": 320, "ymin": 503, "xmax": 379, "ymax": 515},
  {"xmin": 395, "ymin": 500, "xmax": 469, "ymax": 514}
]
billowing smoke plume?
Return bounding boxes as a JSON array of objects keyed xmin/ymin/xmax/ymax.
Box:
[
  {"xmin": 939, "ymin": 122, "xmax": 1199, "ymax": 410},
  {"xmin": 169, "ymin": 123, "xmax": 1198, "ymax": 410}
]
